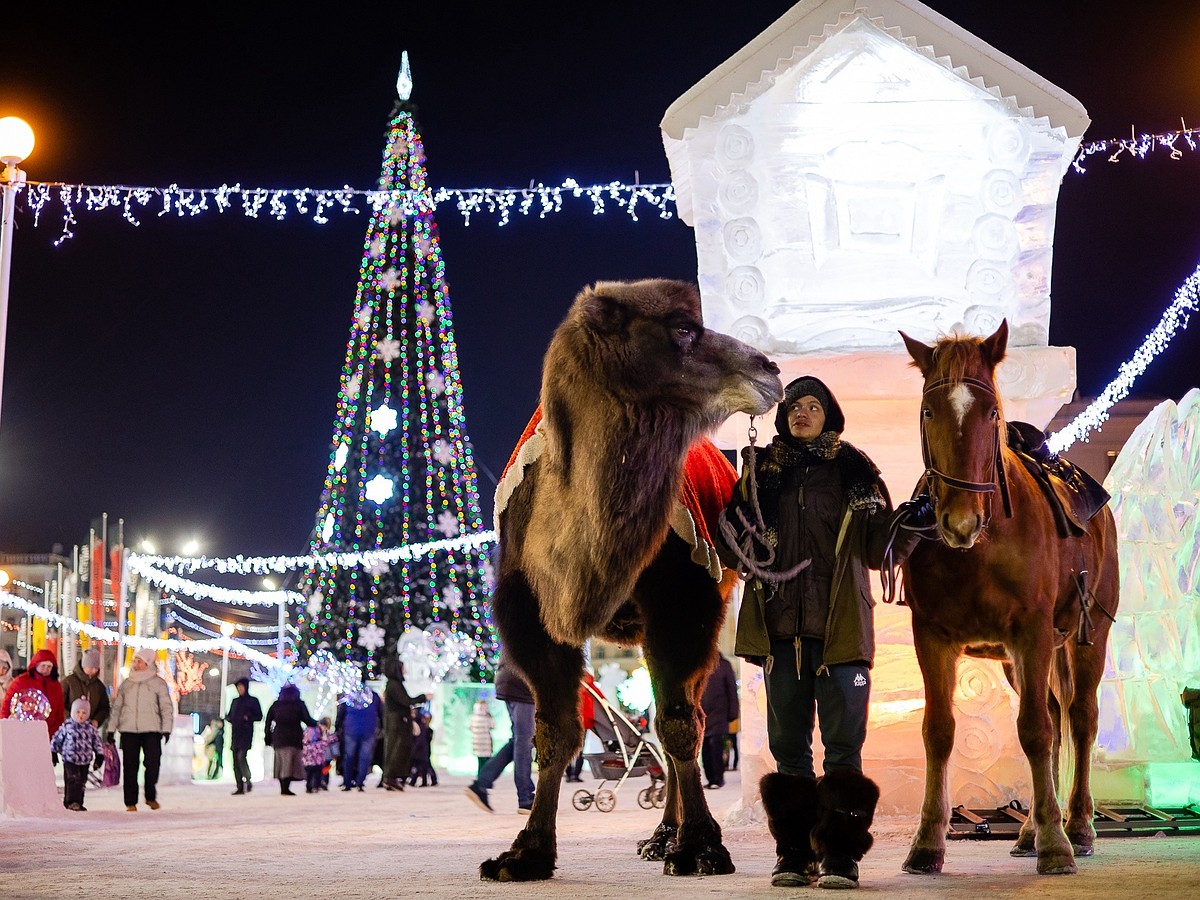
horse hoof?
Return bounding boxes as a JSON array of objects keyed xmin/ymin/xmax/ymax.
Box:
[
  {"xmin": 663, "ymin": 843, "xmax": 735, "ymax": 876},
  {"xmin": 479, "ymin": 849, "xmax": 556, "ymax": 882},
  {"xmin": 901, "ymin": 847, "xmax": 944, "ymax": 874}
]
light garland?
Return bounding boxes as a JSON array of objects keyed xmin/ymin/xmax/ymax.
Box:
[
  {"xmin": 1047, "ymin": 257, "xmax": 1200, "ymax": 453},
  {"xmin": 132, "ymin": 531, "xmax": 496, "ymax": 577},
  {"xmin": 21, "ymin": 178, "xmax": 676, "ymax": 244},
  {"xmin": 1071, "ymin": 122, "xmax": 1200, "ymax": 174},
  {"xmin": 124, "ymin": 559, "xmax": 304, "ymax": 607},
  {"xmin": 166, "ymin": 596, "xmax": 300, "ymax": 635}
]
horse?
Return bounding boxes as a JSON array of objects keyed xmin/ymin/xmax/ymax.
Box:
[
  {"xmin": 482, "ymin": 278, "xmax": 782, "ymax": 881},
  {"xmin": 897, "ymin": 320, "xmax": 1120, "ymax": 876}
]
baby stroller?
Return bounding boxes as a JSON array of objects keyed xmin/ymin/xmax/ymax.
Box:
[{"xmin": 571, "ymin": 679, "xmax": 666, "ymax": 813}]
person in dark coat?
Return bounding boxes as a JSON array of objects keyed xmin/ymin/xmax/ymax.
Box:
[
  {"xmin": 382, "ymin": 657, "xmax": 427, "ymax": 791},
  {"xmin": 408, "ymin": 711, "xmax": 437, "ymax": 786},
  {"xmin": 700, "ymin": 653, "xmax": 739, "ymax": 789},
  {"xmin": 264, "ymin": 683, "xmax": 317, "ymax": 795},
  {"xmin": 717, "ymin": 375, "xmax": 924, "ymax": 889},
  {"xmin": 60, "ymin": 647, "xmax": 110, "ymax": 733},
  {"xmin": 226, "ymin": 677, "xmax": 263, "ymax": 795}
]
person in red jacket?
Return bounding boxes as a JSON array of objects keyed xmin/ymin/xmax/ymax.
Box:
[{"xmin": 0, "ymin": 647, "xmax": 66, "ymax": 740}]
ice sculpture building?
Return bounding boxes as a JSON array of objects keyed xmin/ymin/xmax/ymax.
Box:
[{"xmin": 661, "ymin": 0, "xmax": 1104, "ymax": 814}]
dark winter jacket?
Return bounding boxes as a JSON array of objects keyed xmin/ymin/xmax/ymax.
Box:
[
  {"xmin": 264, "ymin": 684, "xmax": 317, "ymax": 750},
  {"xmin": 493, "ymin": 655, "xmax": 534, "ymax": 706},
  {"xmin": 0, "ymin": 648, "xmax": 66, "ymax": 737},
  {"xmin": 61, "ymin": 663, "xmax": 111, "ymax": 730},
  {"xmin": 717, "ymin": 377, "xmax": 898, "ymax": 672},
  {"xmin": 226, "ymin": 678, "xmax": 263, "ymax": 749},
  {"xmin": 383, "ymin": 658, "xmax": 425, "ymax": 726},
  {"xmin": 50, "ymin": 718, "xmax": 105, "ymax": 766},
  {"xmin": 700, "ymin": 655, "xmax": 739, "ymax": 737}
]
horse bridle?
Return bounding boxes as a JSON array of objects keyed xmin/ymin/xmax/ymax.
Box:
[{"xmin": 919, "ymin": 376, "xmax": 1013, "ymax": 523}]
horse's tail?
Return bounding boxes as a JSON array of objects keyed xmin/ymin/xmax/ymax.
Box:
[{"xmin": 1050, "ymin": 646, "xmax": 1075, "ymax": 796}]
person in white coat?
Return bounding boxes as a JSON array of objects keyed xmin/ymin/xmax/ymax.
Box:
[{"xmin": 110, "ymin": 648, "xmax": 174, "ymax": 811}]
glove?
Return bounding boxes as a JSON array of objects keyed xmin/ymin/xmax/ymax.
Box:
[
  {"xmin": 51, "ymin": 751, "xmax": 60, "ymax": 766},
  {"xmin": 162, "ymin": 732, "xmax": 171, "ymax": 744},
  {"xmin": 94, "ymin": 753, "xmax": 105, "ymax": 771},
  {"xmin": 894, "ymin": 493, "xmax": 936, "ymax": 533}
]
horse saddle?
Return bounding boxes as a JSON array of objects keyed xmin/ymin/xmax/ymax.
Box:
[{"xmin": 1007, "ymin": 421, "xmax": 1110, "ymax": 538}]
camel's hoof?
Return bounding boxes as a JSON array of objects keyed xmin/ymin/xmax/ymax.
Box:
[
  {"xmin": 901, "ymin": 847, "xmax": 945, "ymax": 874},
  {"xmin": 637, "ymin": 824, "xmax": 677, "ymax": 861},
  {"xmin": 1036, "ymin": 853, "xmax": 1077, "ymax": 876},
  {"xmin": 663, "ymin": 842, "xmax": 735, "ymax": 876},
  {"xmin": 1071, "ymin": 843, "xmax": 1095, "ymax": 858},
  {"xmin": 479, "ymin": 849, "xmax": 555, "ymax": 882},
  {"xmin": 1009, "ymin": 844, "xmax": 1038, "ymax": 858}
]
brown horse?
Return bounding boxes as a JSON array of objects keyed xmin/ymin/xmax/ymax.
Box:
[{"xmin": 898, "ymin": 320, "xmax": 1119, "ymax": 876}]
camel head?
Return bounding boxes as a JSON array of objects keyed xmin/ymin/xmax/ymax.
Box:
[{"xmin": 546, "ymin": 279, "xmax": 782, "ymax": 432}]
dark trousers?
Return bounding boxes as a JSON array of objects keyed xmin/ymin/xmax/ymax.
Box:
[
  {"xmin": 63, "ymin": 761, "xmax": 89, "ymax": 807},
  {"xmin": 232, "ymin": 743, "xmax": 252, "ymax": 787},
  {"xmin": 341, "ymin": 732, "xmax": 377, "ymax": 788},
  {"xmin": 305, "ymin": 764, "xmax": 323, "ymax": 792},
  {"xmin": 120, "ymin": 732, "xmax": 163, "ymax": 807},
  {"xmin": 701, "ymin": 731, "xmax": 727, "ymax": 786},
  {"xmin": 763, "ymin": 637, "xmax": 869, "ymax": 779},
  {"xmin": 383, "ymin": 720, "xmax": 414, "ymax": 782}
]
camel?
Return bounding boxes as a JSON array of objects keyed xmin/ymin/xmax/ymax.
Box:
[{"xmin": 482, "ymin": 278, "xmax": 782, "ymax": 881}]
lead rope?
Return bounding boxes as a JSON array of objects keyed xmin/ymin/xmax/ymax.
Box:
[{"xmin": 716, "ymin": 417, "xmax": 810, "ymax": 584}]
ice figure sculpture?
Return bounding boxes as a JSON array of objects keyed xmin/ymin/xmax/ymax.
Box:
[
  {"xmin": 1097, "ymin": 388, "xmax": 1200, "ymax": 801},
  {"xmin": 662, "ymin": 0, "xmax": 1097, "ymax": 815}
]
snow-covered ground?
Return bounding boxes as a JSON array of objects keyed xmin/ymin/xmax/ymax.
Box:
[{"xmin": 2, "ymin": 766, "xmax": 1199, "ymax": 899}]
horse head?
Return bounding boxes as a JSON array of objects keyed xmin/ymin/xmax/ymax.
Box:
[{"xmin": 900, "ymin": 320, "xmax": 1009, "ymax": 549}]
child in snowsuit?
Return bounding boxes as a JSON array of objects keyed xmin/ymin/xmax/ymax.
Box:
[
  {"xmin": 467, "ymin": 699, "xmax": 495, "ymax": 778},
  {"xmin": 302, "ymin": 718, "xmax": 333, "ymax": 793},
  {"xmin": 50, "ymin": 697, "xmax": 106, "ymax": 811},
  {"xmin": 408, "ymin": 711, "xmax": 437, "ymax": 787}
]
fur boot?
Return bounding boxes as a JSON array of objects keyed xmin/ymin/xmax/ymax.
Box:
[
  {"xmin": 759, "ymin": 771, "xmax": 820, "ymax": 887},
  {"xmin": 810, "ymin": 768, "xmax": 880, "ymax": 889}
]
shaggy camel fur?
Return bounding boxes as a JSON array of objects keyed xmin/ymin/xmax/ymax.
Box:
[{"xmin": 482, "ymin": 279, "xmax": 781, "ymax": 882}]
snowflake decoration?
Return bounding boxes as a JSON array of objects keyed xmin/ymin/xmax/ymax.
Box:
[
  {"xmin": 356, "ymin": 305, "xmax": 373, "ymax": 329},
  {"xmin": 426, "ymin": 370, "xmax": 446, "ymax": 396},
  {"xmin": 441, "ymin": 584, "xmax": 464, "ymax": 612},
  {"xmin": 432, "ymin": 439, "xmax": 453, "ymax": 466},
  {"xmin": 366, "ymin": 556, "xmax": 390, "ymax": 578},
  {"xmin": 389, "ymin": 205, "xmax": 406, "ymax": 226},
  {"xmin": 306, "ymin": 591, "xmax": 325, "ymax": 617},
  {"xmin": 415, "ymin": 235, "xmax": 433, "ymax": 258},
  {"xmin": 356, "ymin": 622, "xmax": 386, "ymax": 652},
  {"xmin": 416, "ymin": 299, "xmax": 436, "ymax": 325},
  {"xmin": 333, "ymin": 442, "xmax": 349, "ymax": 470},
  {"xmin": 369, "ymin": 404, "xmax": 398, "ymax": 437},
  {"xmin": 389, "ymin": 136, "xmax": 409, "ymax": 159},
  {"xmin": 365, "ymin": 474, "xmax": 395, "ymax": 504},
  {"xmin": 345, "ymin": 373, "xmax": 361, "ymax": 400},
  {"xmin": 382, "ymin": 595, "xmax": 403, "ymax": 606},
  {"xmin": 375, "ymin": 338, "xmax": 400, "ymax": 362},
  {"xmin": 369, "ymin": 234, "xmax": 387, "ymax": 258},
  {"xmin": 321, "ymin": 513, "xmax": 335, "ymax": 543},
  {"xmin": 436, "ymin": 509, "xmax": 460, "ymax": 538},
  {"xmin": 380, "ymin": 267, "xmax": 401, "ymax": 293}
]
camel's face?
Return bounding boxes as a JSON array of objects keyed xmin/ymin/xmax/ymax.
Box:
[{"xmin": 568, "ymin": 279, "xmax": 782, "ymax": 424}]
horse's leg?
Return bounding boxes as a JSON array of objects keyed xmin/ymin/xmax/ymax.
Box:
[
  {"xmin": 636, "ymin": 534, "xmax": 734, "ymax": 876},
  {"xmin": 479, "ymin": 568, "xmax": 585, "ymax": 882},
  {"xmin": 1012, "ymin": 639, "xmax": 1076, "ymax": 875},
  {"xmin": 1061, "ymin": 629, "xmax": 1108, "ymax": 856},
  {"xmin": 903, "ymin": 632, "xmax": 959, "ymax": 874}
]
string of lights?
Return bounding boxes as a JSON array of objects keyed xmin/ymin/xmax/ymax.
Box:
[
  {"xmin": 166, "ymin": 595, "xmax": 299, "ymax": 634},
  {"xmin": 133, "ymin": 531, "xmax": 496, "ymax": 576},
  {"xmin": 124, "ymin": 559, "xmax": 304, "ymax": 607},
  {"xmin": 168, "ymin": 610, "xmax": 297, "ymax": 646},
  {"xmin": 23, "ymin": 178, "xmax": 676, "ymax": 244},
  {"xmin": 1047, "ymin": 257, "xmax": 1200, "ymax": 453},
  {"xmin": 1070, "ymin": 121, "xmax": 1200, "ymax": 174}
]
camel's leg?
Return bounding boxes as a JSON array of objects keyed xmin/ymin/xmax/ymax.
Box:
[
  {"xmin": 638, "ymin": 754, "xmax": 682, "ymax": 861},
  {"xmin": 903, "ymin": 632, "xmax": 960, "ymax": 874},
  {"xmin": 1012, "ymin": 636, "xmax": 1075, "ymax": 875},
  {"xmin": 636, "ymin": 534, "xmax": 734, "ymax": 877},
  {"xmin": 479, "ymin": 567, "xmax": 585, "ymax": 882}
]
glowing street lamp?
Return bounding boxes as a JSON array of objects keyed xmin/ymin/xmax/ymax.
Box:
[{"xmin": 0, "ymin": 116, "xmax": 34, "ymax": 432}]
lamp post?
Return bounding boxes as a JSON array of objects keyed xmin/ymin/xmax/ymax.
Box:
[
  {"xmin": 0, "ymin": 116, "xmax": 34, "ymax": 432},
  {"xmin": 263, "ymin": 577, "xmax": 287, "ymax": 661},
  {"xmin": 219, "ymin": 620, "xmax": 234, "ymax": 717}
]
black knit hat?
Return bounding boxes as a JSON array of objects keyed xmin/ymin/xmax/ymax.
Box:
[{"xmin": 775, "ymin": 375, "xmax": 846, "ymax": 437}]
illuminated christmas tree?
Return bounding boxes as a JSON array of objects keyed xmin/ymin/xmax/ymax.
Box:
[{"xmin": 299, "ymin": 54, "xmax": 497, "ymax": 681}]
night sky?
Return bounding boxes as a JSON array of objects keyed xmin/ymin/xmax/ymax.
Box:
[{"xmin": 2, "ymin": 1, "xmax": 1199, "ymax": 563}]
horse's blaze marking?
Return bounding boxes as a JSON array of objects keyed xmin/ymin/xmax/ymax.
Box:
[{"xmin": 948, "ymin": 383, "xmax": 974, "ymax": 431}]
